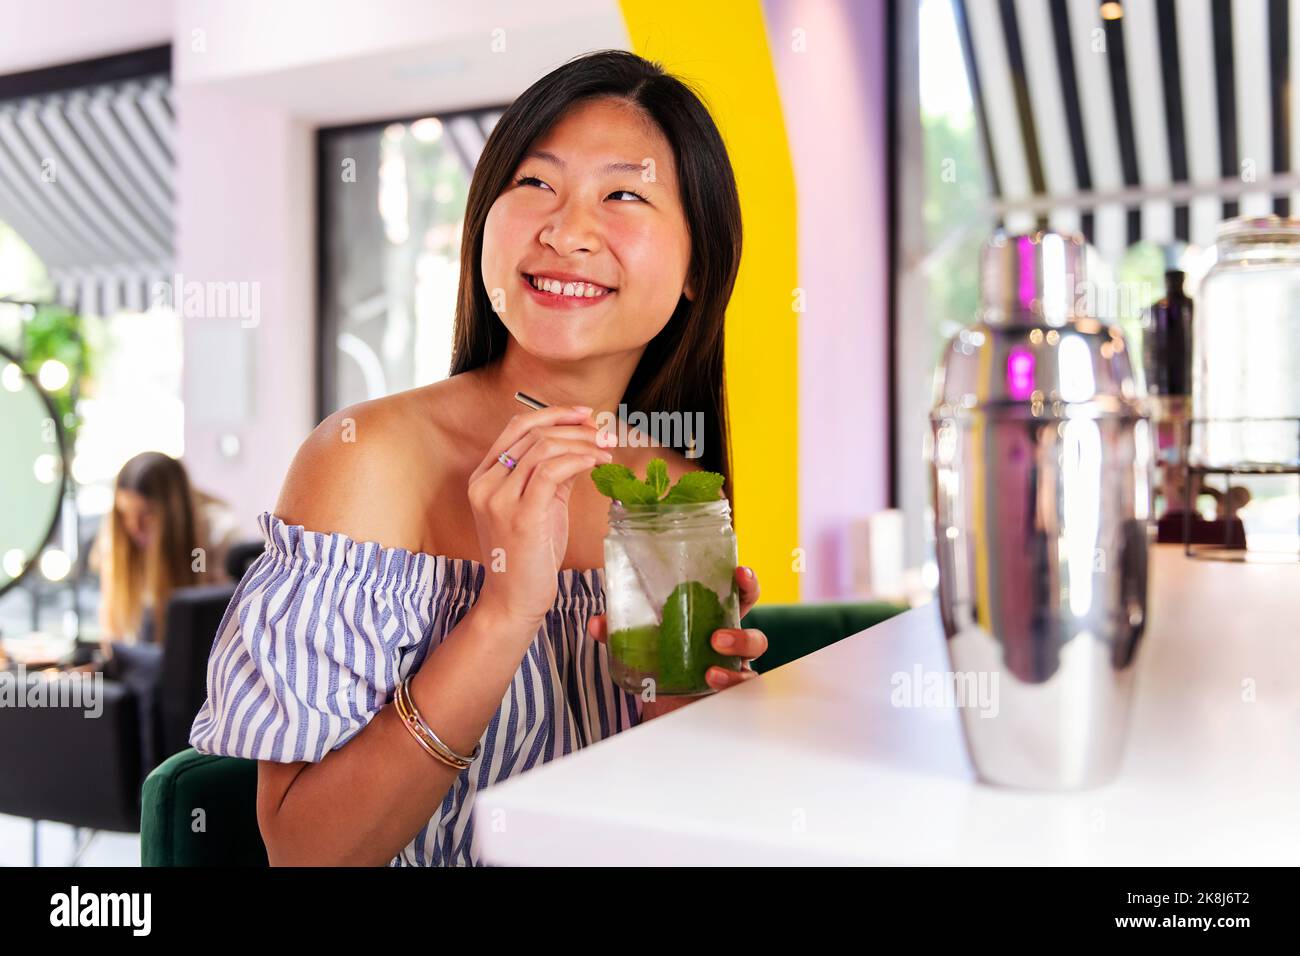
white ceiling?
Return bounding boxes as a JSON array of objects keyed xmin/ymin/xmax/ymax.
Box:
[{"xmin": 173, "ymin": 0, "xmax": 632, "ymax": 126}]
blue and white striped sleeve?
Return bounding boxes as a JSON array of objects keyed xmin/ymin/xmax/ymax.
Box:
[{"xmin": 189, "ymin": 511, "xmax": 434, "ymax": 764}]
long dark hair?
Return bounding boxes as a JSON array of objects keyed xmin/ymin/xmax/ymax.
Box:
[{"xmin": 449, "ymin": 49, "xmax": 742, "ymax": 502}]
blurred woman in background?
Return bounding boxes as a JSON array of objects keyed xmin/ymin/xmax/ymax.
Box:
[
  {"xmin": 93, "ymin": 451, "xmax": 237, "ymax": 647},
  {"xmin": 86, "ymin": 451, "xmax": 238, "ymax": 772}
]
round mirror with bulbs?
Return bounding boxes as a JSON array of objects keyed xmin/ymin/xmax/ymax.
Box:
[{"xmin": 0, "ymin": 344, "xmax": 68, "ymax": 599}]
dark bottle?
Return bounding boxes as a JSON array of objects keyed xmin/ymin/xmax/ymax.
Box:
[
  {"xmin": 1144, "ymin": 271, "xmax": 1193, "ymax": 535},
  {"xmin": 1143, "ymin": 269, "xmax": 1192, "ymax": 398},
  {"xmin": 1143, "ymin": 270, "xmax": 1242, "ymax": 545}
]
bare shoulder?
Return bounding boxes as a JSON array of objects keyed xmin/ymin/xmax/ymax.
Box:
[{"xmin": 273, "ymin": 384, "xmax": 449, "ymax": 554}]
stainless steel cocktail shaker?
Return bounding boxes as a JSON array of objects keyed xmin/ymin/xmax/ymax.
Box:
[{"xmin": 928, "ymin": 231, "xmax": 1154, "ymax": 790}]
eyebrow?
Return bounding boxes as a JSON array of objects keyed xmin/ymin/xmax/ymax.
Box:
[{"xmin": 523, "ymin": 149, "xmax": 659, "ymax": 182}]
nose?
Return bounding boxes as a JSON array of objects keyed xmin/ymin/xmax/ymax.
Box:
[{"xmin": 539, "ymin": 195, "xmax": 602, "ymax": 256}]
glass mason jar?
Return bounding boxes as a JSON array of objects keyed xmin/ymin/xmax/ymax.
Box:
[
  {"xmin": 1191, "ymin": 216, "xmax": 1300, "ymax": 469},
  {"xmin": 603, "ymin": 498, "xmax": 742, "ymax": 697}
]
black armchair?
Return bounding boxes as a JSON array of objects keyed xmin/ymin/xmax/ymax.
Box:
[
  {"xmin": 0, "ymin": 579, "xmax": 243, "ymax": 847},
  {"xmin": 0, "ymin": 680, "xmax": 142, "ymax": 833}
]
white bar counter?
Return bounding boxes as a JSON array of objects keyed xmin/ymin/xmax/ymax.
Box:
[{"xmin": 473, "ymin": 546, "xmax": 1300, "ymax": 865}]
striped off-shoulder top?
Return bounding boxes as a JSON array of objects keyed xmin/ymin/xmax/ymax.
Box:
[{"xmin": 188, "ymin": 510, "xmax": 642, "ymax": 866}]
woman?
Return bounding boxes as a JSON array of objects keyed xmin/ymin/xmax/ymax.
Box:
[
  {"xmin": 94, "ymin": 450, "xmax": 236, "ymax": 647},
  {"xmin": 93, "ymin": 451, "xmax": 238, "ymax": 772},
  {"xmin": 190, "ymin": 49, "xmax": 769, "ymax": 867}
]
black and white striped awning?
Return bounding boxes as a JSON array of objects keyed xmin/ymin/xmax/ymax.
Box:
[
  {"xmin": 0, "ymin": 73, "xmax": 173, "ymax": 316},
  {"xmin": 956, "ymin": 0, "xmax": 1299, "ymax": 262}
]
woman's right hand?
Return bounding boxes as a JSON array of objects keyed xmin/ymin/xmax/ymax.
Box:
[{"xmin": 468, "ymin": 403, "xmax": 614, "ymax": 630}]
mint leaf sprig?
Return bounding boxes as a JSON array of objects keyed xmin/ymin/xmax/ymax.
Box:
[{"xmin": 590, "ymin": 457, "xmax": 725, "ymax": 505}]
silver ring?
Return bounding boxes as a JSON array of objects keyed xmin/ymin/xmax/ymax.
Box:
[{"xmin": 497, "ymin": 451, "xmax": 518, "ymax": 470}]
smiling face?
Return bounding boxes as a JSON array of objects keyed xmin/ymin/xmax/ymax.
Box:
[{"xmin": 481, "ymin": 96, "xmax": 694, "ymax": 362}]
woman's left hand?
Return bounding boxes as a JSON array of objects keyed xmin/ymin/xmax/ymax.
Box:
[{"xmin": 586, "ymin": 565, "xmax": 768, "ymax": 719}]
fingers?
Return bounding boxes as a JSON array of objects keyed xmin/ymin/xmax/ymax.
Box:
[
  {"xmin": 589, "ymin": 620, "xmax": 765, "ymax": 660},
  {"xmin": 470, "ymin": 405, "xmax": 596, "ymax": 483},
  {"xmin": 543, "ymin": 424, "xmax": 618, "ymax": 447},
  {"xmin": 711, "ymin": 626, "xmax": 767, "ymax": 661},
  {"xmin": 504, "ymin": 424, "xmax": 615, "ymax": 462},
  {"xmin": 472, "ymin": 429, "xmax": 609, "ymax": 512},
  {"xmin": 501, "ymin": 425, "xmax": 613, "ymax": 484},
  {"xmin": 705, "ymin": 664, "xmax": 758, "ymax": 691},
  {"xmin": 503, "ymin": 436, "xmax": 612, "ymax": 502},
  {"xmin": 735, "ymin": 565, "xmax": 760, "ymax": 619},
  {"xmin": 471, "ymin": 428, "xmax": 549, "ymax": 498},
  {"xmin": 518, "ymin": 450, "xmax": 607, "ymax": 511},
  {"xmin": 591, "ymin": 617, "xmax": 760, "ymax": 691}
]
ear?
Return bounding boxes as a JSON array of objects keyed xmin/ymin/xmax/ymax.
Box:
[{"xmin": 683, "ymin": 277, "xmax": 696, "ymax": 302}]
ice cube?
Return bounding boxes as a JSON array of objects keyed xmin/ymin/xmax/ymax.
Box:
[
  {"xmin": 603, "ymin": 539, "xmax": 661, "ymax": 630},
  {"xmin": 617, "ymin": 533, "xmax": 693, "ymax": 623}
]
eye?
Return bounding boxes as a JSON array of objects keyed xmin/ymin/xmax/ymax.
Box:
[
  {"xmin": 513, "ymin": 174, "xmax": 648, "ymax": 204},
  {"xmin": 608, "ymin": 189, "xmax": 649, "ymax": 203}
]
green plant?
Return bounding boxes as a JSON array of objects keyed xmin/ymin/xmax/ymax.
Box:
[{"xmin": 21, "ymin": 304, "xmax": 92, "ymax": 447}]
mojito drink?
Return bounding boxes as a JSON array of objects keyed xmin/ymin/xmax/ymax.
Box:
[{"xmin": 603, "ymin": 498, "xmax": 743, "ymax": 696}]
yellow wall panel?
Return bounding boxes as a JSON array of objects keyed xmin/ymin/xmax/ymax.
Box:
[{"xmin": 619, "ymin": 0, "xmax": 800, "ymax": 601}]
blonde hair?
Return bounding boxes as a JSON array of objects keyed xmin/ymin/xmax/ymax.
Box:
[{"xmin": 103, "ymin": 452, "xmax": 200, "ymax": 645}]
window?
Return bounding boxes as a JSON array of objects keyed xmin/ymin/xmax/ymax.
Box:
[
  {"xmin": 895, "ymin": 0, "xmax": 996, "ymax": 572},
  {"xmin": 317, "ymin": 108, "xmax": 505, "ymax": 418},
  {"xmin": 0, "ymin": 219, "xmax": 185, "ymax": 639},
  {"xmin": 895, "ymin": 0, "xmax": 1300, "ymax": 566}
]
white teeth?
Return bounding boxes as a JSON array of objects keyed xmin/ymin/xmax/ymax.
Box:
[{"xmin": 528, "ymin": 275, "xmax": 610, "ymax": 298}]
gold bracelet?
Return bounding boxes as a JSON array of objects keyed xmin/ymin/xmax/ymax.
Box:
[
  {"xmin": 394, "ymin": 676, "xmax": 480, "ymax": 770},
  {"xmin": 393, "ymin": 678, "xmax": 465, "ymax": 769},
  {"xmin": 403, "ymin": 677, "xmax": 482, "ymax": 766},
  {"xmin": 394, "ymin": 680, "xmax": 466, "ymax": 770}
]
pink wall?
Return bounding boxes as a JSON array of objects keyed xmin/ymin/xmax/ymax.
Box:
[
  {"xmin": 174, "ymin": 85, "xmax": 316, "ymax": 539},
  {"xmin": 0, "ymin": 0, "xmax": 169, "ymax": 72},
  {"xmin": 763, "ymin": 0, "xmax": 891, "ymax": 598}
]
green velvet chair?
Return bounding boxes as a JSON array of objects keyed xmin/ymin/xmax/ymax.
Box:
[
  {"xmin": 140, "ymin": 748, "xmax": 267, "ymax": 866},
  {"xmin": 741, "ymin": 600, "xmax": 906, "ymax": 674},
  {"xmin": 140, "ymin": 599, "xmax": 905, "ymax": 865}
]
